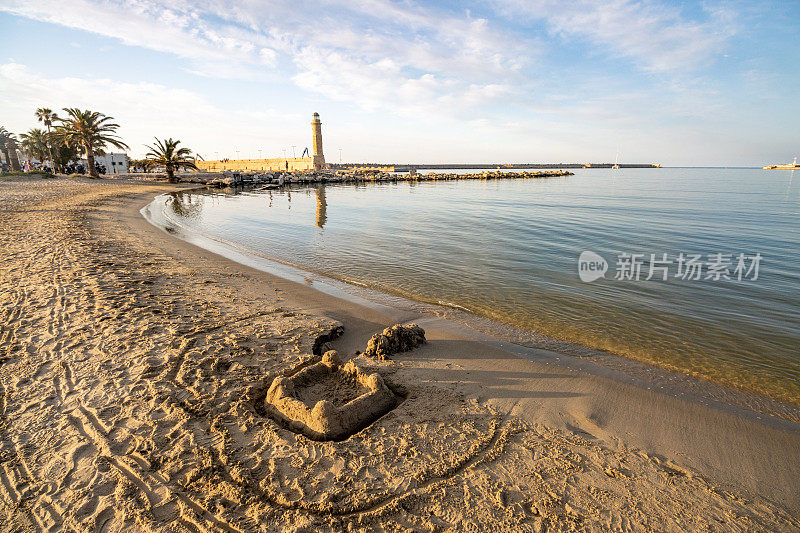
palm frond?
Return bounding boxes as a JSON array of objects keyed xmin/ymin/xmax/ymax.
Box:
[
  {"xmin": 55, "ymin": 108, "xmax": 130, "ymax": 152},
  {"xmin": 144, "ymin": 137, "xmax": 198, "ymax": 172}
]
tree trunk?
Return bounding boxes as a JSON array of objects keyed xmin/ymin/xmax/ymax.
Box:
[
  {"xmin": 8, "ymin": 143, "xmax": 21, "ymax": 171},
  {"xmin": 167, "ymin": 165, "xmax": 175, "ymax": 183},
  {"xmin": 86, "ymin": 142, "xmax": 97, "ymax": 178},
  {"xmin": 45, "ymin": 125, "xmax": 55, "ymax": 173}
]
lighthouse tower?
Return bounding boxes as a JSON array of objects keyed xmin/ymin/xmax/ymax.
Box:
[{"xmin": 311, "ymin": 112, "xmax": 326, "ymax": 170}]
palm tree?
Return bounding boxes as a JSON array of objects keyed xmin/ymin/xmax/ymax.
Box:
[
  {"xmin": 19, "ymin": 128, "xmax": 50, "ymax": 163},
  {"xmin": 55, "ymin": 108, "xmax": 128, "ymax": 178},
  {"xmin": 0, "ymin": 127, "xmax": 21, "ymax": 171},
  {"xmin": 129, "ymin": 158, "xmax": 148, "ymax": 173},
  {"xmin": 144, "ymin": 137, "xmax": 198, "ymax": 183},
  {"xmin": 52, "ymin": 140, "xmax": 79, "ymax": 172},
  {"xmin": 0, "ymin": 127, "xmax": 11, "ymax": 169},
  {"xmin": 35, "ymin": 108, "xmax": 58, "ymax": 171}
]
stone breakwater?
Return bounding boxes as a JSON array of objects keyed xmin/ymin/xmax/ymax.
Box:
[{"xmin": 168, "ymin": 168, "xmax": 573, "ymax": 188}]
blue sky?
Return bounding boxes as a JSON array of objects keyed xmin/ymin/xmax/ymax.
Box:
[{"xmin": 0, "ymin": 0, "xmax": 798, "ymax": 165}]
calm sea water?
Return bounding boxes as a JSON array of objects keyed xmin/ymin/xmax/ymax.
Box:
[{"xmin": 162, "ymin": 168, "xmax": 800, "ymax": 405}]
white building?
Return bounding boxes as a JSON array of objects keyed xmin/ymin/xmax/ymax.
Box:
[{"xmin": 81, "ymin": 153, "xmax": 129, "ymax": 174}]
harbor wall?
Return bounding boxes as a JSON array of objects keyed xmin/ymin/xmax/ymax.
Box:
[{"xmin": 197, "ymin": 156, "xmax": 325, "ymax": 172}]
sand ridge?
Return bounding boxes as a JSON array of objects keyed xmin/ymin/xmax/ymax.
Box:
[{"xmin": 0, "ymin": 176, "xmax": 798, "ymax": 531}]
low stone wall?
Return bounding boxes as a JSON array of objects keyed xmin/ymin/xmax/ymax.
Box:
[{"xmin": 196, "ymin": 157, "xmax": 319, "ymax": 172}]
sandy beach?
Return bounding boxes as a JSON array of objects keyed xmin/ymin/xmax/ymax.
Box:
[{"xmin": 1, "ymin": 174, "xmax": 799, "ymax": 532}]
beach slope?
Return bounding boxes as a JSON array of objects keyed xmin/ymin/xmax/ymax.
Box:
[{"xmin": 0, "ymin": 176, "xmax": 798, "ymax": 531}]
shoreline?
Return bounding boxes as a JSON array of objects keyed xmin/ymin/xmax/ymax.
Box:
[
  {"xmin": 1, "ymin": 175, "xmax": 798, "ymax": 529},
  {"xmin": 146, "ymin": 188, "xmax": 800, "ymax": 424},
  {"xmin": 134, "ymin": 186, "xmax": 800, "ymax": 505}
]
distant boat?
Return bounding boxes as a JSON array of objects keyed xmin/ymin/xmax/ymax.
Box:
[
  {"xmin": 612, "ymin": 148, "xmax": 620, "ymax": 169},
  {"xmin": 763, "ymin": 157, "xmax": 799, "ymax": 170}
]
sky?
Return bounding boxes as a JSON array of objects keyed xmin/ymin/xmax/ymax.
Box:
[{"xmin": 0, "ymin": 0, "xmax": 798, "ymax": 165}]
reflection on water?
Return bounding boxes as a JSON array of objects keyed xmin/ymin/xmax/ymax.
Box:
[
  {"xmin": 163, "ymin": 169, "xmax": 800, "ymax": 406},
  {"xmin": 315, "ymin": 187, "xmax": 327, "ymax": 228},
  {"xmin": 170, "ymin": 191, "xmax": 203, "ymax": 219}
]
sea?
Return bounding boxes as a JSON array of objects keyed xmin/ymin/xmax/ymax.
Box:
[{"xmin": 147, "ymin": 167, "xmax": 800, "ymax": 406}]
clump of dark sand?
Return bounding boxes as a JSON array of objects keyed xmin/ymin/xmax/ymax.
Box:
[{"xmin": 364, "ymin": 324, "xmax": 426, "ymax": 360}]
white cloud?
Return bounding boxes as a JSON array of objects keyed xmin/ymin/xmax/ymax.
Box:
[
  {"xmin": 0, "ymin": 62, "xmax": 301, "ymax": 158},
  {"xmin": 0, "ymin": 0, "xmax": 279, "ymax": 78},
  {"xmin": 0, "ymin": 61, "xmax": 561, "ymax": 164},
  {"xmin": 1, "ymin": 0, "xmax": 775, "ymax": 166},
  {"xmin": 291, "ymin": 47, "xmax": 514, "ymax": 118},
  {"xmin": 0, "ymin": 0, "xmax": 533, "ymax": 115},
  {"xmin": 198, "ymin": 0, "xmax": 533, "ymax": 115},
  {"xmin": 492, "ymin": 0, "xmax": 737, "ymax": 72}
]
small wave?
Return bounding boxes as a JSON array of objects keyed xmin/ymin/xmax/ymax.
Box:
[
  {"xmin": 437, "ymin": 300, "xmax": 472, "ymax": 312},
  {"xmin": 342, "ymin": 278, "xmax": 369, "ymax": 287}
]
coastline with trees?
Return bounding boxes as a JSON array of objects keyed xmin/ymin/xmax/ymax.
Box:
[{"xmin": 1, "ymin": 107, "xmax": 196, "ymax": 180}]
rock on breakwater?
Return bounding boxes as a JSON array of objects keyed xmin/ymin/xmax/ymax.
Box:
[{"xmin": 169, "ymin": 168, "xmax": 573, "ymax": 188}]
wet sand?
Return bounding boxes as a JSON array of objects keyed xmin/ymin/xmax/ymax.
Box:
[{"xmin": 0, "ymin": 175, "xmax": 798, "ymax": 531}]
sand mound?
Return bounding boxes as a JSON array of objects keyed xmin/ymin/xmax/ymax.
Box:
[{"xmin": 364, "ymin": 323, "xmax": 426, "ymax": 360}]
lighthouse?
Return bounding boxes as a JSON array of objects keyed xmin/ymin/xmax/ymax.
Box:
[
  {"xmin": 311, "ymin": 112, "xmax": 326, "ymax": 170},
  {"xmin": 195, "ymin": 113, "xmax": 328, "ymax": 172}
]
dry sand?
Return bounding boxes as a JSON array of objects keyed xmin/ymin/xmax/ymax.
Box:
[{"xmin": 0, "ymin": 175, "xmax": 798, "ymax": 531}]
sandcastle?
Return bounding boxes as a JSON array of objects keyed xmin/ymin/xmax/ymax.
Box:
[{"xmin": 265, "ymin": 351, "xmax": 398, "ymax": 440}]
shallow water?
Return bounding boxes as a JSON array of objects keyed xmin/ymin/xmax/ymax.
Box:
[{"xmin": 163, "ymin": 168, "xmax": 800, "ymax": 405}]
